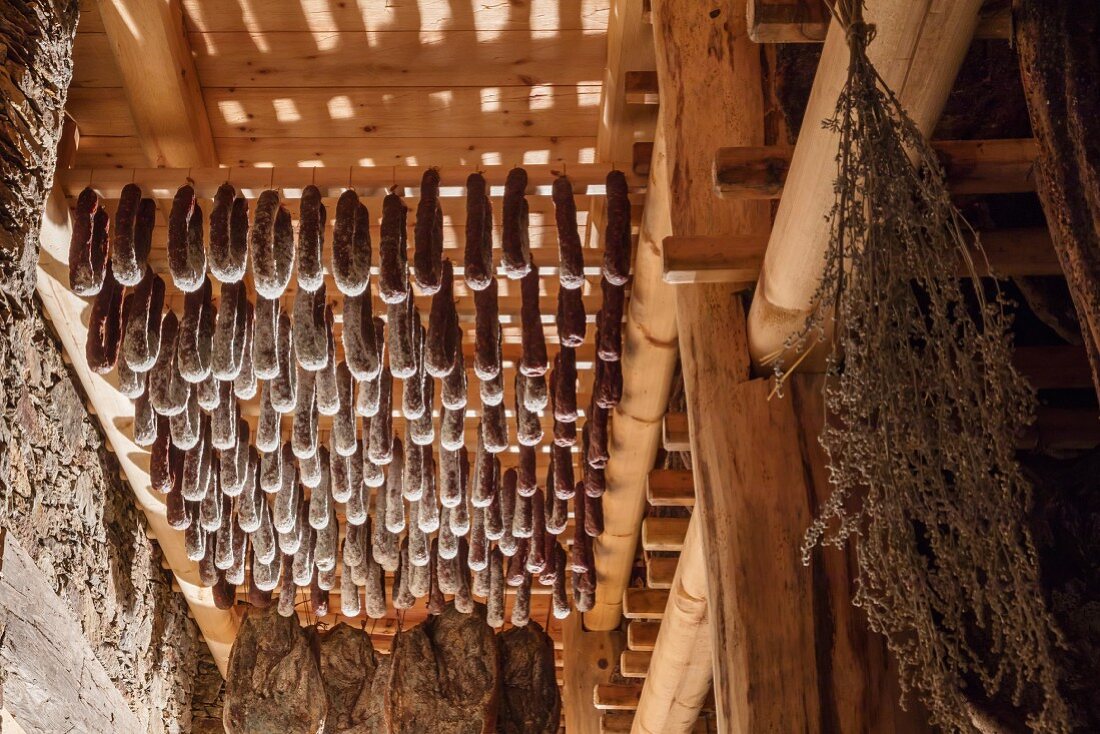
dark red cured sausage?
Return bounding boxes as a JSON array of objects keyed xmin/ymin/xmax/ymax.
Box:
[
  {"xmin": 86, "ymin": 264, "xmax": 124, "ymax": 374},
  {"xmin": 111, "ymin": 182, "xmax": 144, "ymax": 286},
  {"xmin": 602, "ymin": 170, "xmax": 632, "ymax": 285},
  {"xmin": 519, "ymin": 267, "xmax": 548, "ymax": 376},
  {"xmin": 473, "ymin": 276, "xmax": 500, "ymax": 380},
  {"xmin": 463, "ymin": 173, "xmax": 493, "ymax": 290},
  {"xmin": 556, "ymin": 283, "xmax": 586, "ymax": 348},
  {"xmin": 122, "ymin": 267, "xmax": 164, "ymax": 373},
  {"xmin": 297, "ymin": 184, "xmax": 325, "ymax": 291},
  {"xmin": 379, "ymin": 192, "xmax": 408, "ymax": 303},
  {"xmin": 501, "ymin": 167, "xmax": 531, "ymax": 278},
  {"xmin": 426, "ymin": 259, "xmax": 459, "ymax": 377},
  {"xmin": 414, "ymin": 168, "xmax": 444, "ymax": 293},
  {"xmin": 69, "ymin": 187, "xmax": 106, "ymax": 296},
  {"xmin": 552, "ymin": 176, "xmax": 585, "ymax": 290},
  {"xmin": 597, "ymin": 279, "xmax": 625, "ymax": 361},
  {"xmin": 168, "ymin": 185, "xmax": 205, "ymax": 292},
  {"xmin": 209, "ymin": 183, "xmax": 243, "ymax": 283}
]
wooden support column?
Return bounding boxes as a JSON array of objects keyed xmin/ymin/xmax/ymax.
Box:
[
  {"xmin": 0, "ymin": 530, "xmax": 144, "ymax": 733},
  {"xmin": 563, "ymin": 612, "xmax": 625, "ymax": 733},
  {"xmin": 95, "ymin": 0, "xmax": 216, "ymax": 167}
]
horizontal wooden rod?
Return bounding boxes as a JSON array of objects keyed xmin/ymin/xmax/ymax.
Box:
[
  {"xmin": 57, "ymin": 164, "xmax": 646, "ymax": 200},
  {"xmin": 663, "ymin": 227, "xmax": 1061, "ymax": 284},
  {"xmin": 627, "ymin": 621, "xmax": 662, "ymax": 651},
  {"xmin": 647, "ymin": 468, "xmax": 696, "ymax": 506},
  {"xmin": 646, "ymin": 556, "xmax": 680, "ymax": 589},
  {"xmin": 714, "ymin": 138, "xmax": 1039, "ymax": 199}
]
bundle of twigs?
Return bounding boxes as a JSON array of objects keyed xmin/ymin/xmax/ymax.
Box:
[{"xmin": 772, "ymin": 1, "xmax": 1069, "ymax": 730}]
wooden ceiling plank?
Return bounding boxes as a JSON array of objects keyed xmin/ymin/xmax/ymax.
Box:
[
  {"xmin": 94, "ymin": 0, "xmax": 217, "ymax": 167},
  {"xmin": 179, "ymin": 0, "xmax": 611, "ymax": 33},
  {"xmin": 563, "ymin": 613, "xmax": 624, "ymax": 734},
  {"xmin": 647, "ymin": 469, "xmax": 695, "ymax": 507}
]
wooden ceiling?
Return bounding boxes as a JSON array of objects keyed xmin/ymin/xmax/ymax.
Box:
[{"xmin": 71, "ymin": 0, "xmax": 612, "ymax": 170}]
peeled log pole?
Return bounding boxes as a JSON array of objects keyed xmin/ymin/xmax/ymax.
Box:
[
  {"xmin": 1015, "ymin": 0, "xmax": 1100, "ymax": 405},
  {"xmin": 745, "ymin": 0, "xmax": 985, "ymax": 368},
  {"xmin": 630, "ymin": 517, "xmax": 712, "ymax": 734}
]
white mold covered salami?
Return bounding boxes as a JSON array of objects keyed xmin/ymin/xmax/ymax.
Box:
[
  {"xmin": 315, "ymin": 502, "xmax": 338, "ymax": 572},
  {"xmin": 210, "ymin": 184, "xmax": 247, "ymax": 283},
  {"xmin": 270, "ymin": 311, "xmax": 297, "ymax": 412},
  {"xmin": 297, "ymin": 184, "xmax": 325, "ymax": 291},
  {"xmin": 364, "ymin": 543, "xmax": 387, "ymax": 618},
  {"xmin": 471, "ymin": 436, "xmax": 494, "ymax": 508},
  {"xmin": 69, "ymin": 188, "xmax": 106, "ymax": 296},
  {"xmin": 308, "ymin": 446, "xmax": 332, "ymax": 530},
  {"xmin": 438, "ymin": 507, "xmax": 458, "ymax": 560},
  {"xmin": 177, "ymin": 277, "xmax": 215, "ymax": 383},
  {"xmin": 134, "ymin": 387, "xmax": 158, "ymax": 447},
  {"xmin": 117, "ymin": 343, "xmax": 144, "ymax": 399},
  {"xmin": 426, "ymin": 259, "xmax": 459, "ymax": 377},
  {"xmin": 428, "ymin": 540, "xmax": 446, "ymax": 615},
  {"xmin": 551, "ymin": 354, "xmax": 577, "ymax": 420},
  {"xmin": 388, "ymin": 291, "xmax": 418, "ymax": 380},
  {"xmin": 252, "ymin": 296, "xmax": 279, "ymax": 379},
  {"xmin": 150, "ymin": 421, "xmax": 176, "ymax": 493},
  {"xmin": 236, "ymin": 450, "xmax": 261, "ymax": 532},
  {"xmin": 556, "ymin": 283, "xmax": 586, "ymax": 348},
  {"xmin": 332, "ymin": 190, "xmax": 371, "ymax": 297},
  {"xmin": 212, "ymin": 280, "xmax": 248, "ymax": 380},
  {"xmin": 414, "ymin": 168, "xmax": 444, "ymax": 294},
  {"xmin": 463, "ymin": 173, "xmax": 493, "ymax": 291},
  {"xmin": 170, "ymin": 390, "xmax": 202, "ymax": 450},
  {"xmin": 332, "ymin": 361, "xmax": 357, "ymax": 456},
  {"xmin": 211, "ymin": 380, "xmax": 239, "ymax": 450},
  {"xmin": 439, "ymin": 446, "xmax": 465, "ymax": 508},
  {"xmin": 595, "ymin": 354, "xmax": 623, "ymax": 409},
  {"xmin": 498, "ymin": 469, "xmax": 519, "ymax": 556},
  {"xmin": 378, "ymin": 192, "xmax": 408, "ymax": 303},
  {"xmin": 441, "ymin": 403, "xmax": 465, "ymax": 452},
  {"xmin": 552, "ymin": 176, "xmax": 585, "ymax": 290},
  {"xmin": 501, "ymin": 167, "xmax": 532, "ymax": 278},
  {"xmin": 122, "ymin": 268, "xmax": 164, "ymax": 372},
  {"xmin": 441, "ymin": 321, "xmax": 468, "ymax": 410},
  {"xmin": 292, "ymin": 365, "xmax": 319, "ymax": 459},
  {"xmin": 340, "ymin": 556, "xmax": 362, "ymax": 618},
  {"xmin": 252, "ymin": 191, "xmax": 295, "ymax": 299},
  {"xmin": 401, "ymin": 321, "xmax": 427, "ymax": 420},
  {"xmin": 517, "ymin": 444, "xmax": 538, "ymax": 496},
  {"xmin": 196, "ymin": 370, "xmax": 220, "ymax": 413},
  {"xmin": 551, "ymin": 544, "xmax": 570, "ymax": 618},
  {"xmin": 343, "ymin": 291, "xmax": 380, "ymax": 381},
  {"xmin": 546, "ymin": 486, "xmax": 569, "ymax": 535},
  {"xmin": 316, "ymin": 308, "xmax": 340, "ymax": 416},
  {"xmin": 410, "ymin": 370, "xmax": 435, "ymax": 445},
  {"xmin": 220, "ymin": 419, "xmax": 249, "ymax": 496},
  {"xmin": 511, "ymin": 572, "xmax": 532, "ymax": 627},
  {"xmin": 468, "ymin": 505, "xmax": 488, "ymax": 572},
  {"xmin": 402, "ymin": 434, "xmax": 424, "ymax": 502},
  {"xmin": 256, "ymin": 382, "xmax": 280, "ymax": 453},
  {"xmin": 487, "ymin": 548, "xmax": 505, "ymax": 627},
  {"xmin": 519, "ymin": 267, "xmax": 548, "ymax": 377},
  {"xmin": 259, "ymin": 443, "xmax": 283, "ymax": 494},
  {"xmin": 299, "ymin": 448, "xmax": 322, "ymax": 489},
  {"xmin": 473, "ymin": 277, "xmax": 500, "ymax": 380},
  {"xmin": 552, "ymin": 443, "xmax": 575, "ymax": 500},
  {"xmin": 367, "ymin": 364, "xmax": 394, "ymax": 465},
  {"xmin": 168, "ymin": 185, "xmax": 205, "ymax": 293},
  {"xmin": 418, "ymin": 453, "xmax": 440, "ymax": 533},
  {"xmin": 86, "ymin": 264, "xmax": 124, "ymax": 374},
  {"xmin": 516, "ymin": 372, "xmax": 543, "ymax": 446},
  {"xmin": 384, "ymin": 438, "xmax": 406, "ymax": 533},
  {"xmin": 480, "ymin": 400, "xmax": 508, "ymax": 454},
  {"xmin": 293, "ymin": 281, "xmax": 328, "ymax": 371}
]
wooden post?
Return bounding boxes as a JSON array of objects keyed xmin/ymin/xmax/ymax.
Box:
[{"xmin": 563, "ymin": 613, "xmax": 625, "ymax": 734}]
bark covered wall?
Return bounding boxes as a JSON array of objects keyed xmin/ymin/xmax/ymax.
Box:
[{"xmin": 0, "ymin": 1, "xmax": 203, "ymax": 731}]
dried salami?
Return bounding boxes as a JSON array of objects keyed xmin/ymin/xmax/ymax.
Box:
[
  {"xmin": 603, "ymin": 170, "xmax": 632, "ymax": 285},
  {"xmin": 111, "ymin": 182, "xmax": 143, "ymax": 285},
  {"xmin": 597, "ymin": 279, "xmax": 625, "ymax": 361},
  {"xmin": 252, "ymin": 296, "xmax": 279, "ymax": 380},
  {"xmin": 168, "ymin": 185, "xmax": 206, "ymax": 292},
  {"xmin": 516, "ymin": 372, "xmax": 543, "ymax": 446},
  {"xmin": 212, "ymin": 280, "xmax": 248, "ymax": 380},
  {"xmin": 297, "ymin": 184, "xmax": 325, "ymax": 291},
  {"xmin": 270, "ymin": 311, "xmax": 297, "ymax": 412},
  {"xmin": 210, "ymin": 184, "xmax": 247, "ymax": 283},
  {"xmin": 501, "ymin": 167, "xmax": 531, "ymax": 278},
  {"xmin": 293, "ymin": 281, "xmax": 328, "ymax": 371},
  {"xmin": 463, "ymin": 173, "xmax": 493, "ymax": 290},
  {"xmin": 519, "ymin": 267, "xmax": 548, "ymax": 376},
  {"xmin": 177, "ymin": 277, "xmax": 215, "ymax": 383},
  {"xmin": 86, "ymin": 265, "xmax": 124, "ymax": 374},
  {"xmin": 252, "ymin": 191, "xmax": 295, "ymax": 299},
  {"xmin": 556, "ymin": 283, "xmax": 586, "ymax": 348},
  {"xmin": 69, "ymin": 187, "xmax": 106, "ymax": 296},
  {"xmin": 414, "ymin": 168, "xmax": 444, "ymax": 293},
  {"xmin": 367, "ymin": 365, "xmax": 394, "ymax": 465},
  {"xmin": 343, "ymin": 291, "xmax": 380, "ymax": 381},
  {"xmin": 426, "ymin": 260, "xmax": 459, "ymax": 377},
  {"xmin": 473, "ymin": 277, "xmax": 500, "ymax": 380},
  {"xmin": 378, "ymin": 192, "xmax": 408, "ymax": 303},
  {"xmin": 552, "ymin": 176, "xmax": 585, "ymax": 290}
]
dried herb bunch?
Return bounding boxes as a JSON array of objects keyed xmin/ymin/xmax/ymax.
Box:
[{"xmin": 772, "ymin": 1, "xmax": 1069, "ymax": 730}]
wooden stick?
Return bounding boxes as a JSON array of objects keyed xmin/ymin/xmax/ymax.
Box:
[
  {"xmin": 715, "ymin": 139, "xmax": 1039, "ymax": 199},
  {"xmin": 56, "ymin": 164, "xmax": 646, "ymax": 201}
]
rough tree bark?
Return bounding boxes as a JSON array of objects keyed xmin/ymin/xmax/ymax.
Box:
[{"xmin": 1015, "ymin": 0, "xmax": 1100, "ymax": 403}]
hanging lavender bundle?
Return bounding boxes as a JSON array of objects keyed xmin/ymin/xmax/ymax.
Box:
[{"xmin": 773, "ymin": 2, "xmax": 1068, "ymax": 730}]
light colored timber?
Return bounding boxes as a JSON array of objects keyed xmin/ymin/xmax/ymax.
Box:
[
  {"xmin": 646, "ymin": 555, "xmax": 679, "ymax": 589},
  {"xmin": 747, "ymin": 0, "xmax": 1011, "ymax": 43},
  {"xmin": 601, "ymin": 713, "xmax": 713, "ymax": 734},
  {"xmin": 594, "ymin": 684, "xmax": 643, "ymax": 711},
  {"xmin": 74, "ymin": 30, "xmax": 607, "ymax": 89},
  {"xmin": 746, "ymin": 0, "xmax": 987, "ymax": 369},
  {"xmin": 564, "ymin": 613, "xmax": 625, "ymax": 734},
  {"xmin": 36, "ymin": 186, "xmax": 240, "ymax": 674},
  {"xmin": 620, "ymin": 650, "xmax": 653, "ymax": 678},
  {"xmin": 176, "ymin": 0, "xmax": 611, "ymax": 32},
  {"xmin": 74, "ymin": 135, "xmax": 602, "ymax": 170},
  {"xmin": 57, "ymin": 165, "xmax": 645, "ymax": 201},
  {"xmin": 627, "ymin": 621, "xmax": 661, "ymax": 652},
  {"xmin": 623, "ymin": 588, "xmax": 669, "ymax": 620},
  {"xmin": 663, "ymin": 227, "xmax": 1061, "ymax": 283},
  {"xmin": 641, "ymin": 517, "xmax": 689, "ymax": 552},
  {"xmin": 585, "ymin": 7, "xmax": 681, "ymax": 630},
  {"xmin": 648, "ymin": 0, "xmax": 810, "ymax": 729},
  {"xmin": 93, "ymin": 0, "xmax": 216, "ymax": 167},
  {"xmin": 65, "ymin": 86, "xmax": 601, "ymax": 140},
  {"xmin": 715, "ymin": 139, "xmax": 1039, "ymax": 199},
  {"xmin": 597, "ymin": 0, "xmax": 658, "ymax": 164},
  {"xmin": 0, "ymin": 530, "xmax": 144, "ymax": 733},
  {"xmin": 647, "ymin": 469, "xmax": 695, "ymax": 506},
  {"xmin": 662, "ymin": 413, "xmax": 690, "ymax": 452},
  {"xmin": 632, "ymin": 516, "xmax": 713, "ymax": 734},
  {"xmin": 624, "ymin": 71, "xmax": 660, "ymax": 105}
]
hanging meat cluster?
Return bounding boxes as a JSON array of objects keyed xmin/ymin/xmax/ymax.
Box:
[{"xmin": 67, "ymin": 168, "xmax": 631, "ymax": 628}]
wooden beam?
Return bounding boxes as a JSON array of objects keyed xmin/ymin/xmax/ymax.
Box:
[
  {"xmin": 94, "ymin": 0, "xmax": 216, "ymax": 167},
  {"xmin": 646, "ymin": 555, "xmax": 680, "ymax": 589},
  {"xmin": 563, "ymin": 614, "xmax": 625, "ymax": 734},
  {"xmin": 663, "ymin": 412, "xmax": 691, "ymax": 451},
  {"xmin": 663, "ymin": 227, "xmax": 1062, "ymax": 283},
  {"xmin": 716, "ymin": 139, "xmax": 1039, "ymax": 199},
  {"xmin": 620, "ymin": 650, "xmax": 654, "ymax": 678},
  {"xmin": 745, "ymin": 0, "xmax": 986, "ymax": 368},
  {"xmin": 641, "ymin": 517, "xmax": 690, "ymax": 551},
  {"xmin": 624, "ymin": 71, "xmax": 660, "ymax": 105},
  {"xmin": 648, "ymin": 469, "xmax": 696, "ymax": 506},
  {"xmin": 594, "ymin": 684, "xmax": 643, "ymax": 711},
  {"xmin": 597, "ymin": 0, "xmax": 658, "ymax": 164},
  {"xmin": 0, "ymin": 530, "xmax": 144, "ymax": 733},
  {"xmin": 747, "ymin": 0, "xmax": 1011, "ymax": 43},
  {"xmin": 624, "ymin": 588, "xmax": 669, "ymax": 619},
  {"xmin": 628, "ymin": 621, "xmax": 662, "ymax": 651},
  {"xmin": 37, "ymin": 187, "xmax": 240, "ymax": 673},
  {"xmin": 57, "ymin": 164, "xmax": 644, "ymax": 200},
  {"xmin": 633, "ymin": 516, "xmax": 715, "ymax": 734}
]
